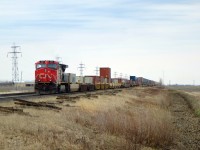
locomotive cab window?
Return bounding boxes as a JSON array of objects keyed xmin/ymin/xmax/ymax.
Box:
[
  {"xmin": 47, "ymin": 64, "xmax": 57, "ymax": 69},
  {"xmin": 36, "ymin": 64, "xmax": 46, "ymax": 69}
]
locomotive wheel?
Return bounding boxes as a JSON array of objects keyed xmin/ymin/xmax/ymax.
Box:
[
  {"xmin": 35, "ymin": 89, "xmax": 41, "ymax": 95},
  {"xmin": 65, "ymin": 84, "xmax": 70, "ymax": 93},
  {"xmin": 57, "ymin": 86, "xmax": 61, "ymax": 93}
]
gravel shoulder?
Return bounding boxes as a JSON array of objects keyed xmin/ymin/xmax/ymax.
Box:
[{"xmin": 169, "ymin": 92, "xmax": 200, "ymax": 150}]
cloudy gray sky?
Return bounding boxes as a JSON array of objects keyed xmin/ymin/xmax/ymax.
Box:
[{"xmin": 0, "ymin": 0, "xmax": 199, "ymax": 85}]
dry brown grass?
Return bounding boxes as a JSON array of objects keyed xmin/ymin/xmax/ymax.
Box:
[
  {"xmin": 76, "ymin": 88, "xmax": 173, "ymax": 149},
  {"xmin": 0, "ymin": 87, "xmax": 174, "ymax": 149},
  {"xmin": 179, "ymin": 91, "xmax": 200, "ymax": 116}
]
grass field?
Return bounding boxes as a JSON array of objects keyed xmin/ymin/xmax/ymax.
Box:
[
  {"xmin": 168, "ymin": 85, "xmax": 200, "ymax": 92},
  {"xmin": 0, "ymin": 87, "xmax": 175, "ymax": 150}
]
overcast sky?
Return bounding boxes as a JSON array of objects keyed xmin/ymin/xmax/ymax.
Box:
[{"xmin": 0, "ymin": 0, "xmax": 199, "ymax": 85}]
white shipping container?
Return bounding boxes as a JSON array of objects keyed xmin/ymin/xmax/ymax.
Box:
[
  {"xmin": 64, "ymin": 73, "xmax": 76, "ymax": 83},
  {"xmin": 112, "ymin": 79, "xmax": 118, "ymax": 83},
  {"xmin": 70, "ymin": 84, "xmax": 79, "ymax": 92},
  {"xmin": 63, "ymin": 73, "xmax": 68, "ymax": 82},
  {"xmin": 84, "ymin": 77, "xmax": 93, "ymax": 84},
  {"xmin": 109, "ymin": 83, "xmax": 114, "ymax": 88},
  {"xmin": 122, "ymin": 79, "xmax": 126, "ymax": 83},
  {"xmin": 76, "ymin": 76, "xmax": 84, "ymax": 83}
]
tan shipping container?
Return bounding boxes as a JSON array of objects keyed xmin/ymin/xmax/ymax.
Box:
[
  {"xmin": 84, "ymin": 77, "xmax": 93, "ymax": 84},
  {"xmin": 70, "ymin": 84, "xmax": 79, "ymax": 92}
]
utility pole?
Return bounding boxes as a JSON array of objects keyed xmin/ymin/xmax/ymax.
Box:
[
  {"xmin": 7, "ymin": 43, "xmax": 22, "ymax": 82},
  {"xmin": 162, "ymin": 71, "xmax": 165, "ymax": 85},
  {"xmin": 94, "ymin": 67, "xmax": 99, "ymax": 76},
  {"xmin": 21, "ymin": 71, "xmax": 23, "ymax": 82},
  {"xmin": 78, "ymin": 62, "xmax": 85, "ymax": 76}
]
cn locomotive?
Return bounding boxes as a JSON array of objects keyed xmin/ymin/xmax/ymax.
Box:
[
  {"xmin": 35, "ymin": 60, "xmax": 69, "ymax": 94},
  {"xmin": 35, "ymin": 60, "xmax": 158, "ymax": 94}
]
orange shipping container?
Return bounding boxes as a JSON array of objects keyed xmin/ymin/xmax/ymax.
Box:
[{"xmin": 100, "ymin": 67, "xmax": 111, "ymax": 83}]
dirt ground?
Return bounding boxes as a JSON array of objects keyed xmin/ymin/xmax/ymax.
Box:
[
  {"xmin": 0, "ymin": 87, "xmax": 199, "ymax": 150},
  {"xmin": 168, "ymin": 91, "xmax": 200, "ymax": 150}
]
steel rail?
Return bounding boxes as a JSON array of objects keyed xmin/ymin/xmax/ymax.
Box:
[{"xmin": 0, "ymin": 88, "xmax": 123, "ymax": 102}]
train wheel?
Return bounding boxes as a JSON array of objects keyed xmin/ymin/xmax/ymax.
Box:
[
  {"xmin": 35, "ymin": 89, "xmax": 40, "ymax": 95},
  {"xmin": 57, "ymin": 86, "xmax": 61, "ymax": 93},
  {"xmin": 65, "ymin": 84, "xmax": 70, "ymax": 93}
]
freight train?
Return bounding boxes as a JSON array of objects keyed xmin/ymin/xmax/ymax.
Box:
[{"xmin": 35, "ymin": 60, "xmax": 158, "ymax": 94}]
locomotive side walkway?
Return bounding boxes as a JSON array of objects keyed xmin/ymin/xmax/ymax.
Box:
[{"xmin": 168, "ymin": 92, "xmax": 200, "ymax": 150}]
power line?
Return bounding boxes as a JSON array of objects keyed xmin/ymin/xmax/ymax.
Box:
[{"xmin": 7, "ymin": 43, "xmax": 22, "ymax": 82}]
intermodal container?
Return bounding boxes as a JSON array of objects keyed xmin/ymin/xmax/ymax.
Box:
[
  {"xmin": 130, "ymin": 76, "xmax": 136, "ymax": 81},
  {"xmin": 136, "ymin": 77, "xmax": 143, "ymax": 86},
  {"xmin": 85, "ymin": 76, "xmax": 101, "ymax": 84},
  {"xmin": 100, "ymin": 77, "xmax": 105, "ymax": 83},
  {"xmin": 76, "ymin": 76, "xmax": 84, "ymax": 83},
  {"xmin": 64, "ymin": 73, "xmax": 76, "ymax": 83},
  {"xmin": 70, "ymin": 84, "xmax": 79, "ymax": 92},
  {"xmin": 100, "ymin": 67, "xmax": 111, "ymax": 83},
  {"xmin": 118, "ymin": 78, "xmax": 122, "ymax": 83},
  {"xmin": 84, "ymin": 77, "xmax": 93, "ymax": 84}
]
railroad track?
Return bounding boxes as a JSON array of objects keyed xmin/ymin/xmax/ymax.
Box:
[
  {"xmin": 0, "ymin": 89, "xmax": 123, "ymax": 115},
  {"xmin": 0, "ymin": 92, "xmax": 38, "ymax": 101},
  {"xmin": 0, "ymin": 88, "xmax": 123, "ymax": 102}
]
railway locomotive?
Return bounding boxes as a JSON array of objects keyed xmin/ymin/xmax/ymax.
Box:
[
  {"xmin": 35, "ymin": 60, "xmax": 69, "ymax": 94},
  {"xmin": 35, "ymin": 60, "xmax": 158, "ymax": 94}
]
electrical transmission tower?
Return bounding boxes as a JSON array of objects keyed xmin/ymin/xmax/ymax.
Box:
[
  {"xmin": 94, "ymin": 67, "xmax": 99, "ymax": 76},
  {"xmin": 125, "ymin": 74, "xmax": 128, "ymax": 79},
  {"xmin": 120, "ymin": 73, "xmax": 123, "ymax": 78},
  {"xmin": 78, "ymin": 62, "xmax": 85, "ymax": 76},
  {"xmin": 114, "ymin": 72, "xmax": 118, "ymax": 78},
  {"xmin": 7, "ymin": 43, "xmax": 22, "ymax": 82}
]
